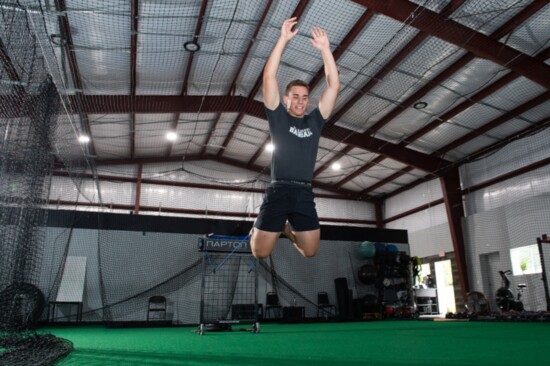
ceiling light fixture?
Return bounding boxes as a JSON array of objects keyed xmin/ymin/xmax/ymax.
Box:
[
  {"xmin": 265, "ymin": 143, "xmax": 275, "ymax": 152},
  {"xmin": 331, "ymin": 162, "xmax": 341, "ymax": 171},
  {"xmin": 413, "ymin": 101, "xmax": 428, "ymax": 110},
  {"xmin": 78, "ymin": 135, "xmax": 90, "ymax": 143},
  {"xmin": 184, "ymin": 41, "xmax": 200, "ymax": 52},
  {"xmin": 166, "ymin": 131, "xmax": 178, "ymax": 141}
]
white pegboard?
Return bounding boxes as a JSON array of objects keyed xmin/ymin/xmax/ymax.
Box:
[{"xmin": 56, "ymin": 256, "xmax": 87, "ymax": 303}]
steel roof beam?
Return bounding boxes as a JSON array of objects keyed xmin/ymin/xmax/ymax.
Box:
[
  {"xmin": 353, "ymin": 0, "xmax": 550, "ymax": 89},
  {"xmin": 55, "ymin": 0, "xmax": 96, "ymax": 157},
  {"xmin": 63, "ymin": 94, "xmax": 450, "ymax": 173}
]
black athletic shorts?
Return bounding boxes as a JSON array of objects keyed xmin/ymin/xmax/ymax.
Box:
[{"xmin": 254, "ymin": 182, "xmax": 320, "ymax": 232}]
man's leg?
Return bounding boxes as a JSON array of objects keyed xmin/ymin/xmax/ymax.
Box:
[
  {"xmin": 283, "ymin": 223, "xmax": 320, "ymax": 258},
  {"xmin": 250, "ymin": 228, "xmax": 281, "ymax": 259}
]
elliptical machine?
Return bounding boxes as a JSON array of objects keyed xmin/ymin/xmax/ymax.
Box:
[{"xmin": 495, "ymin": 270, "xmax": 525, "ymax": 312}]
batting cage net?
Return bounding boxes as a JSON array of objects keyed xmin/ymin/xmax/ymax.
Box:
[
  {"xmin": 0, "ymin": 2, "xmax": 74, "ymax": 365},
  {"xmin": 40, "ymin": 221, "xmax": 411, "ymax": 325}
]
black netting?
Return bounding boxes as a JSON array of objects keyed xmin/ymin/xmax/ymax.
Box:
[
  {"xmin": 0, "ymin": 331, "xmax": 73, "ymax": 366},
  {"xmin": 1, "ymin": 1, "xmax": 73, "ymax": 364},
  {"xmin": 0, "ymin": 283, "xmax": 45, "ymax": 330}
]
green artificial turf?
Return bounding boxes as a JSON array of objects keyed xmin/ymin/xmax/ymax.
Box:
[{"xmin": 44, "ymin": 321, "xmax": 550, "ymax": 365}]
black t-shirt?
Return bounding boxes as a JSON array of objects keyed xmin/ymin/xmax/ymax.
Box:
[{"xmin": 266, "ymin": 103, "xmax": 326, "ymax": 182}]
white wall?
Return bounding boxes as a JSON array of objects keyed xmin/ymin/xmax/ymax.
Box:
[
  {"xmin": 406, "ymin": 222, "xmax": 454, "ymax": 259},
  {"xmin": 48, "ymin": 160, "xmax": 377, "ymax": 226},
  {"xmin": 384, "ymin": 129, "xmax": 550, "ymax": 310},
  {"xmin": 462, "ymin": 192, "xmax": 550, "ymax": 311},
  {"xmin": 385, "ymin": 178, "xmax": 443, "ymax": 219},
  {"xmin": 385, "ymin": 179, "xmax": 451, "ymax": 258},
  {"xmin": 459, "ymin": 129, "xmax": 550, "ymax": 309},
  {"xmin": 385, "ymin": 129, "xmax": 550, "ymax": 258}
]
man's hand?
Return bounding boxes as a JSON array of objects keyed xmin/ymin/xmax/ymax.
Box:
[
  {"xmin": 310, "ymin": 27, "xmax": 330, "ymax": 51},
  {"xmin": 281, "ymin": 17, "xmax": 299, "ymax": 42}
]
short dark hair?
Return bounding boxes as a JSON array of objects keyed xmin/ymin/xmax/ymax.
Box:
[{"xmin": 285, "ymin": 79, "xmax": 309, "ymax": 95}]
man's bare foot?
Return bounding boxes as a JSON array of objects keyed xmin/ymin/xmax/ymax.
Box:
[{"xmin": 282, "ymin": 222, "xmax": 297, "ymax": 244}]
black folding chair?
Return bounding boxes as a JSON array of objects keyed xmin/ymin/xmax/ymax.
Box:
[
  {"xmin": 265, "ymin": 292, "xmax": 282, "ymax": 319},
  {"xmin": 317, "ymin": 291, "xmax": 336, "ymax": 319},
  {"xmin": 147, "ymin": 295, "xmax": 167, "ymax": 321}
]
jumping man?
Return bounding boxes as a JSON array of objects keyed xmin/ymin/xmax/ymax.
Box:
[{"xmin": 250, "ymin": 17, "xmax": 340, "ymax": 259}]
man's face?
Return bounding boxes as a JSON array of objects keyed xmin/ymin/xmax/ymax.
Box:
[{"xmin": 283, "ymin": 85, "xmax": 309, "ymax": 118}]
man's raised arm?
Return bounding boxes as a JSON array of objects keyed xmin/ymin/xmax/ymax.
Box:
[
  {"xmin": 310, "ymin": 27, "xmax": 340, "ymax": 119},
  {"xmin": 262, "ymin": 17, "xmax": 299, "ymax": 111}
]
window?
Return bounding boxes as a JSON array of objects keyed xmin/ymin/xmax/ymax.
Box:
[{"xmin": 510, "ymin": 244, "xmax": 542, "ymax": 275}]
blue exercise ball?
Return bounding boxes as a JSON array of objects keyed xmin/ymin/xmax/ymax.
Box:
[
  {"xmin": 374, "ymin": 242, "xmax": 386, "ymax": 253},
  {"xmin": 386, "ymin": 244, "xmax": 398, "ymax": 253},
  {"xmin": 357, "ymin": 241, "xmax": 376, "ymax": 259}
]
